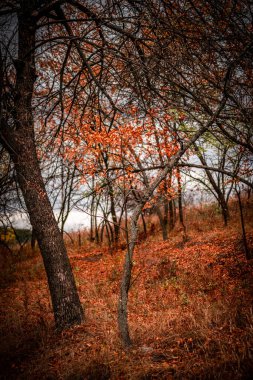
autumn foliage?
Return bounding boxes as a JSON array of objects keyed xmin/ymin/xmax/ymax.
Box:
[
  {"xmin": 0, "ymin": 198, "xmax": 253, "ymax": 379},
  {"xmin": 0, "ymin": 0, "xmax": 253, "ymax": 378}
]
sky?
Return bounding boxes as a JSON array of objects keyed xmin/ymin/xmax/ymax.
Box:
[{"xmin": 11, "ymin": 210, "xmax": 90, "ymax": 232}]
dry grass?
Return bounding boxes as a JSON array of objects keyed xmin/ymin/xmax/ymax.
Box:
[{"xmin": 0, "ymin": 199, "xmax": 253, "ymax": 379}]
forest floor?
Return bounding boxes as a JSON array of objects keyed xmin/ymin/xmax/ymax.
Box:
[{"xmin": 1, "ymin": 203, "xmax": 253, "ymax": 379}]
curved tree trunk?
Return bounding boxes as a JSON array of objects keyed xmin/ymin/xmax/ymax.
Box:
[
  {"xmin": 0, "ymin": 2, "xmax": 83, "ymax": 330},
  {"xmin": 14, "ymin": 135, "xmax": 84, "ymax": 329}
]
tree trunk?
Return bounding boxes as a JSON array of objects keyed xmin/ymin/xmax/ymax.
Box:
[
  {"xmin": 235, "ymin": 187, "xmax": 251, "ymax": 260},
  {"xmin": 177, "ymin": 168, "xmax": 187, "ymax": 235},
  {"xmin": 78, "ymin": 230, "xmax": 82, "ymax": 247},
  {"xmin": 167, "ymin": 173, "xmax": 175, "ymax": 232},
  {"xmin": 108, "ymin": 181, "xmax": 120, "ymax": 245},
  {"xmin": 90, "ymin": 176, "xmax": 95, "ymax": 241},
  {"xmin": 118, "ymin": 205, "xmax": 142, "ymax": 346},
  {"xmin": 31, "ymin": 228, "xmax": 36, "ymax": 252},
  {"xmin": 156, "ymin": 205, "xmax": 168, "ymax": 240},
  {"xmin": 100, "ymin": 222, "xmax": 105, "ymax": 244},
  {"xmin": 219, "ymin": 198, "xmax": 229, "ymax": 226},
  {"xmin": 105, "ymin": 222, "xmax": 113, "ymax": 252},
  {"xmin": 141, "ymin": 212, "xmax": 147, "ymax": 238},
  {"xmin": 194, "ymin": 144, "xmax": 229, "ymax": 226},
  {"xmin": 163, "ymin": 199, "xmax": 169, "ymax": 236},
  {"xmin": 103, "ymin": 153, "xmax": 120, "ymax": 245},
  {"xmin": 94, "ymin": 200, "xmax": 100, "ymax": 244},
  {"xmin": 16, "ymin": 140, "xmax": 84, "ymax": 328},
  {"xmin": 0, "ymin": 3, "xmax": 83, "ymax": 330},
  {"xmin": 168, "ymin": 199, "xmax": 175, "ymax": 231}
]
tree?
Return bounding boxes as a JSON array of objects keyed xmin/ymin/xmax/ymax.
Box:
[
  {"xmin": 116, "ymin": 0, "xmax": 253, "ymax": 345},
  {"xmin": 1, "ymin": 0, "xmax": 252, "ymax": 345},
  {"xmin": 0, "ymin": 0, "xmax": 83, "ymax": 330}
]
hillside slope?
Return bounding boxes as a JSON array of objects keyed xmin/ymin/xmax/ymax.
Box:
[{"xmin": 0, "ymin": 212, "xmax": 253, "ymax": 379}]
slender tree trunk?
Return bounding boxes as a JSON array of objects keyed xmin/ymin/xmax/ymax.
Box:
[
  {"xmin": 177, "ymin": 168, "xmax": 187, "ymax": 235},
  {"xmin": 100, "ymin": 222, "xmax": 105, "ymax": 243},
  {"xmin": 156, "ymin": 205, "xmax": 168, "ymax": 240},
  {"xmin": 194, "ymin": 144, "xmax": 229, "ymax": 226},
  {"xmin": 0, "ymin": 3, "xmax": 83, "ymax": 329},
  {"xmin": 163, "ymin": 199, "xmax": 169, "ymax": 235},
  {"xmin": 235, "ymin": 187, "xmax": 251, "ymax": 260},
  {"xmin": 118, "ymin": 205, "xmax": 142, "ymax": 346},
  {"xmin": 168, "ymin": 199, "xmax": 175, "ymax": 231},
  {"xmin": 103, "ymin": 154, "xmax": 120, "ymax": 245},
  {"xmin": 167, "ymin": 173, "xmax": 175, "ymax": 232},
  {"xmin": 94, "ymin": 200, "xmax": 100, "ymax": 244},
  {"xmin": 90, "ymin": 176, "xmax": 95, "ymax": 241},
  {"xmin": 141, "ymin": 212, "xmax": 147, "ymax": 238},
  {"xmin": 131, "ymin": 187, "xmax": 147, "ymax": 238},
  {"xmin": 105, "ymin": 222, "xmax": 112, "ymax": 252},
  {"xmin": 219, "ymin": 198, "xmax": 229, "ymax": 226},
  {"xmin": 108, "ymin": 220, "xmax": 114, "ymax": 246},
  {"xmin": 78, "ymin": 230, "xmax": 82, "ymax": 247},
  {"xmin": 108, "ymin": 181, "xmax": 120, "ymax": 244}
]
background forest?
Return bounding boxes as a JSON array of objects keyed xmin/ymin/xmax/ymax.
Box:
[{"xmin": 0, "ymin": 0, "xmax": 253, "ymax": 379}]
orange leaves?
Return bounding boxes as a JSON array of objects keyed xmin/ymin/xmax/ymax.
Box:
[
  {"xmin": 39, "ymin": 99, "xmax": 185, "ymax": 201},
  {"xmin": 1, "ymin": 203, "xmax": 253, "ymax": 379},
  {"xmin": 142, "ymin": 201, "xmax": 152, "ymax": 211}
]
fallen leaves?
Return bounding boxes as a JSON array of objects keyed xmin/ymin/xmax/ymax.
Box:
[{"xmin": 0, "ymin": 216, "xmax": 253, "ymax": 379}]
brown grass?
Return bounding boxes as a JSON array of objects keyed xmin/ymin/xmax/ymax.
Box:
[{"xmin": 0, "ymin": 198, "xmax": 253, "ymax": 379}]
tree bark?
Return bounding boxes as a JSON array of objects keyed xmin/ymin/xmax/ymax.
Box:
[
  {"xmin": 0, "ymin": 2, "xmax": 83, "ymax": 330},
  {"xmin": 194, "ymin": 144, "xmax": 229, "ymax": 226},
  {"xmin": 155, "ymin": 205, "xmax": 168, "ymax": 240},
  {"xmin": 141, "ymin": 212, "xmax": 147, "ymax": 238},
  {"xmin": 31, "ymin": 228, "xmax": 36, "ymax": 251},
  {"xmin": 177, "ymin": 168, "xmax": 187, "ymax": 235},
  {"xmin": 118, "ymin": 205, "xmax": 142, "ymax": 346},
  {"xmin": 15, "ymin": 136, "xmax": 84, "ymax": 328},
  {"xmin": 108, "ymin": 181, "xmax": 120, "ymax": 244},
  {"xmin": 168, "ymin": 199, "xmax": 175, "ymax": 231},
  {"xmin": 235, "ymin": 186, "xmax": 251, "ymax": 260}
]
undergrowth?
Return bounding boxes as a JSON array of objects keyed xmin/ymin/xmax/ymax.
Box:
[{"xmin": 0, "ymin": 199, "xmax": 253, "ymax": 379}]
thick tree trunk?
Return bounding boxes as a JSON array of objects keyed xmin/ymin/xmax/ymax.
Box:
[
  {"xmin": 14, "ymin": 134, "xmax": 84, "ymax": 328},
  {"xmin": 31, "ymin": 228, "xmax": 36, "ymax": 251},
  {"xmin": 0, "ymin": 2, "xmax": 83, "ymax": 330}
]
